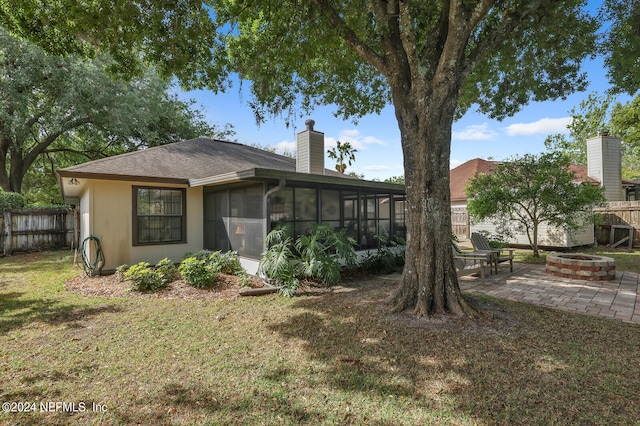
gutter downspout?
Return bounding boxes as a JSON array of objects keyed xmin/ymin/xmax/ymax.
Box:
[{"xmin": 253, "ymin": 178, "xmax": 287, "ymax": 292}]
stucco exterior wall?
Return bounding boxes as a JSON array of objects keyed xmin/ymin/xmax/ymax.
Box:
[
  {"xmin": 78, "ymin": 179, "xmax": 203, "ymax": 271},
  {"xmin": 470, "ymin": 218, "xmax": 594, "ymax": 248}
]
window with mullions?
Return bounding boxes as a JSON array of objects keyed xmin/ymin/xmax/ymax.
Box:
[
  {"xmin": 133, "ymin": 187, "xmax": 186, "ymax": 245},
  {"xmin": 359, "ymin": 194, "xmax": 391, "ymax": 248},
  {"xmin": 393, "ymin": 195, "xmax": 407, "ymax": 241},
  {"xmin": 269, "ymin": 187, "xmax": 319, "ymax": 235}
]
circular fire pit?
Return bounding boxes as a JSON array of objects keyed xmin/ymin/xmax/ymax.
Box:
[{"xmin": 546, "ymin": 253, "xmax": 616, "ymax": 281}]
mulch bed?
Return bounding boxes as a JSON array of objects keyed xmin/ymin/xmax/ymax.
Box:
[{"xmin": 65, "ymin": 273, "xmax": 266, "ymax": 301}]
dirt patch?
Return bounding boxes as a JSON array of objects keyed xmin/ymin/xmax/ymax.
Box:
[
  {"xmin": 302, "ymin": 273, "xmax": 520, "ymax": 335},
  {"xmin": 65, "ymin": 273, "xmax": 265, "ymax": 301},
  {"xmin": 65, "ymin": 271, "xmax": 518, "ymax": 334}
]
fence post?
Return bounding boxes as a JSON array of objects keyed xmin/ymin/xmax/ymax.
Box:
[{"xmin": 3, "ymin": 210, "xmax": 12, "ymax": 256}]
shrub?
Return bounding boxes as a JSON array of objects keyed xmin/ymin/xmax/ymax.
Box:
[
  {"xmin": 156, "ymin": 258, "xmax": 178, "ymax": 285},
  {"xmin": 115, "ymin": 264, "xmax": 129, "ymax": 282},
  {"xmin": 208, "ymin": 250, "xmax": 244, "ymax": 275},
  {"xmin": 182, "ymin": 249, "xmax": 214, "ymax": 261},
  {"xmin": 125, "ymin": 262, "xmax": 165, "ymax": 292},
  {"xmin": 238, "ymin": 270, "xmax": 253, "ymax": 287},
  {"xmin": 179, "ymin": 257, "xmax": 217, "ymax": 288},
  {"xmin": 355, "ymin": 232, "xmax": 405, "ymax": 275},
  {"xmin": 0, "ymin": 191, "xmax": 25, "ymax": 211}
]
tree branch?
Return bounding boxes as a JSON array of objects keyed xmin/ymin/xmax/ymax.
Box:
[
  {"xmin": 310, "ymin": 0, "xmax": 387, "ymax": 75},
  {"xmin": 460, "ymin": 0, "xmax": 545, "ymax": 81},
  {"xmin": 43, "ymin": 147, "xmax": 96, "ymax": 159},
  {"xmin": 22, "ymin": 116, "xmax": 92, "ymax": 173}
]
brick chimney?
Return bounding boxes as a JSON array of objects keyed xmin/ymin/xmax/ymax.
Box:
[
  {"xmin": 296, "ymin": 119, "xmax": 325, "ymax": 175},
  {"xmin": 587, "ymin": 132, "xmax": 623, "ymax": 201}
]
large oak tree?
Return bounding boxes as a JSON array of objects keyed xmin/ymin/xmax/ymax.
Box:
[
  {"xmin": 2, "ymin": 0, "xmax": 633, "ymax": 317},
  {"xmin": 0, "ymin": 29, "xmax": 232, "ymax": 197}
]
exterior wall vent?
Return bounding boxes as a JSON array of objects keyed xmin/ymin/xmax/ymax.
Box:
[
  {"xmin": 296, "ymin": 119, "xmax": 325, "ymax": 175},
  {"xmin": 587, "ymin": 133, "xmax": 623, "ymax": 201}
]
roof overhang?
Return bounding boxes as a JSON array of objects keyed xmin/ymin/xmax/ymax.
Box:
[
  {"xmin": 57, "ymin": 170, "xmax": 190, "ymax": 204},
  {"xmin": 56, "ymin": 167, "xmax": 405, "ymax": 204},
  {"xmin": 190, "ymin": 168, "xmax": 406, "ymax": 192},
  {"xmin": 57, "ymin": 170, "xmax": 190, "ymax": 185}
]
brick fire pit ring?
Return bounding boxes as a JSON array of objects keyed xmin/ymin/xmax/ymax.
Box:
[{"xmin": 546, "ymin": 253, "xmax": 616, "ymax": 281}]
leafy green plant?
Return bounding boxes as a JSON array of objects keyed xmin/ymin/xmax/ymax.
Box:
[
  {"xmin": 182, "ymin": 249, "xmax": 214, "ymax": 261},
  {"xmin": 208, "ymin": 250, "xmax": 244, "ymax": 275},
  {"xmin": 237, "ymin": 270, "xmax": 253, "ymax": 287},
  {"xmin": 179, "ymin": 257, "xmax": 217, "ymax": 288},
  {"xmin": 156, "ymin": 258, "xmax": 178, "ymax": 285},
  {"xmin": 258, "ymin": 225, "xmax": 300, "ymax": 296},
  {"xmin": 125, "ymin": 262, "xmax": 165, "ymax": 292},
  {"xmin": 296, "ymin": 224, "xmax": 357, "ymax": 284},
  {"xmin": 356, "ymin": 231, "xmax": 405, "ymax": 275},
  {"xmin": 258, "ymin": 223, "xmax": 357, "ymax": 296},
  {"xmin": 0, "ymin": 190, "xmax": 25, "ymax": 211},
  {"xmin": 115, "ymin": 264, "xmax": 129, "ymax": 282}
]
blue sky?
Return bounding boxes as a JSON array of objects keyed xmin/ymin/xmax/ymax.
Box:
[{"xmin": 177, "ymin": 54, "xmax": 628, "ymax": 181}]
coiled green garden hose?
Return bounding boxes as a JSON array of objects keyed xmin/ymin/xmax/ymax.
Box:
[{"xmin": 80, "ymin": 235, "xmax": 105, "ymax": 277}]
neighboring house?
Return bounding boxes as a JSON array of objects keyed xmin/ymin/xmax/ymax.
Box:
[
  {"xmin": 58, "ymin": 120, "xmax": 406, "ymax": 274},
  {"xmin": 450, "ymin": 133, "xmax": 637, "ymax": 247},
  {"xmin": 450, "ymin": 158, "xmax": 497, "ymax": 209}
]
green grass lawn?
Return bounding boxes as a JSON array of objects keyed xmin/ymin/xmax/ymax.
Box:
[{"xmin": 1, "ymin": 251, "xmax": 640, "ymax": 425}]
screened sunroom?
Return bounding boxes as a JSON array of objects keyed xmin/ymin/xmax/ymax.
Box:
[
  {"xmin": 197, "ymin": 120, "xmax": 406, "ymax": 263},
  {"xmin": 202, "ymin": 180, "xmax": 407, "ymax": 260}
]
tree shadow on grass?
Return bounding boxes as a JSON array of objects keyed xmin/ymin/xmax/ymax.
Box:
[
  {"xmin": 111, "ymin": 381, "xmax": 326, "ymax": 425},
  {"xmin": 265, "ymin": 280, "xmax": 640, "ymax": 425},
  {"xmin": 0, "ymin": 290, "xmax": 123, "ymax": 334}
]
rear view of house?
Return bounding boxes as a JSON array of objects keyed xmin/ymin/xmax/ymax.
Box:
[{"xmin": 58, "ymin": 121, "xmax": 406, "ymax": 274}]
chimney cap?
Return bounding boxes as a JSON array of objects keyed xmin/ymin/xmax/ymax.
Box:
[
  {"xmin": 305, "ymin": 119, "xmax": 315, "ymax": 131},
  {"xmin": 598, "ymin": 130, "xmax": 609, "ymax": 136}
]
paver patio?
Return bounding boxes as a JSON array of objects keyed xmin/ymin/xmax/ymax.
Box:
[{"xmin": 458, "ymin": 262, "xmax": 640, "ymax": 324}]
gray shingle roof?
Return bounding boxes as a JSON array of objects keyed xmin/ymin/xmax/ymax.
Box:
[{"xmin": 58, "ymin": 138, "xmax": 348, "ymax": 181}]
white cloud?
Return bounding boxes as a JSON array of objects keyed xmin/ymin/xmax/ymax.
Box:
[
  {"xmin": 504, "ymin": 117, "xmax": 571, "ymax": 136},
  {"xmin": 274, "ymin": 140, "xmax": 296, "ymax": 155},
  {"xmin": 272, "ymin": 128, "xmax": 387, "ymax": 158},
  {"xmin": 363, "ymin": 165, "xmax": 389, "ymax": 171},
  {"xmin": 450, "ymin": 159, "xmax": 463, "ymax": 169},
  {"xmin": 452, "ymin": 123, "xmax": 497, "ymax": 141},
  {"xmin": 327, "ymin": 129, "xmax": 386, "ymax": 150}
]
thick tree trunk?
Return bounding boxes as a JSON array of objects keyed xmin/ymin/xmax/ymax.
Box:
[
  {"xmin": 8, "ymin": 147, "xmax": 26, "ymax": 193},
  {"xmin": 388, "ymin": 88, "xmax": 479, "ymax": 318},
  {"xmin": 0, "ymin": 136, "xmax": 10, "ymax": 192}
]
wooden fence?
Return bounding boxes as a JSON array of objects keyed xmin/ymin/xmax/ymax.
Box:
[
  {"xmin": 1, "ymin": 208, "xmax": 79, "ymax": 256},
  {"xmin": 594, "ymin": 201, "xmax": 640, "ymax": 248},
  {"xmin": 451, "ymin": 207, "xmax": 469, "ymax": 240}
]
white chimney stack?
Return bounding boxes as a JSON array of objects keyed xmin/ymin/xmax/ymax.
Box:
[
  {"xmin": 296, "ymin": 119, "xmax": 325, "ymax": 175},
  {"xmin": 587, "ymin": 132, "xmax": 623, "ymax": 201}
]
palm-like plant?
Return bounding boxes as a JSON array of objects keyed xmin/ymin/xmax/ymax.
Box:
[
  {"xmin": 327, "ymin": 141, "xmax": 357, "ymax": 173},
  {"xmin": 257, "ymin": 225, "xmax": 300, "ymax": 296},
  {"xmin": 258, "ymin": 223, "xmax": 357, "ymax": 296}
]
